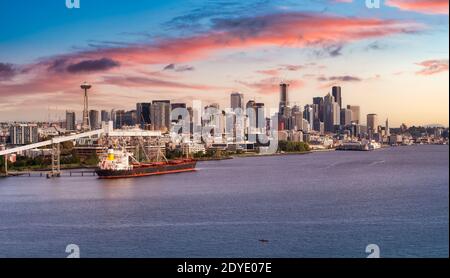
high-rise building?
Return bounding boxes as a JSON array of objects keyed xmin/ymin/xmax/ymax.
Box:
[
  {"xmin": 293, "ymin": 111, "xmax": 303, "ymax": 131},
  {"xmin": 279, "ymin": 83, "xmax": 289, "ymax": 114},
  {"xmin": 89, "ymin": 110, "xmax": 99, "ymax": 130},
  {"xmin": 114, "ymin": 110, "xmax": 125, "ymax": 129},
  {"xmin": 313, "ymin": 97, "xmax": 324, "ymax": 122},
  {"xmin": 303, "ymin": 105, "xmax": 314, "ymax": 126},
  {"xmin": 347, "ymin": 105, "xmax": 360, "ymax": 124},
  {"xmin": 151, "ymin": 100, "xmax": 171, "ymax": 132},
  {"xmin": 254, "ymin": 103, "xmax": 265, "ymax": 129},
  {"xmin": 101, "ymin": 110, "xmax": 110, "ymax": 123},
  {"xmin": 323, "ymin": 93, "xmax": 340, "ymax": 132},
  {"xmin": 385, "ymin": 118, "xmax": 390, "ymax": 136},
  {"xmin": 231, "ymin": 92, "xmax": 244, "ymax": 110},
  {"xmin": 367, "ymin": 114, "xmax": 379, "ymax": 135},
  {"xmin": 244, "ymin": 101, "xmax": 265, "ymax": 131},
  {"xmin": 124, "ymin": 110, "xmax": 137, "ymax": 126},
  {"xmin": 340, "ymin": 108, "xmax": 352, "ymax": 126},
  {"xmin": 171, "ymin": 103, "xmax": 187, "ymax": 123},
  {"xmin": 9, "ymin": 124, "xmax": 38, "ymax": 145},
  {"xmin": 332, "ymin": 86, "xmax": 342, "ymax": 109},
  {"xmin": 136, "ymin": 103, "xmax": 151, "ymax": 128},
  {"xmin": 65, "ymin": 111, "xmax": 76, "ymax": 131},
  {"xmin": 246, "ymin": 100, "xmax": 255, "ymax": 110}
]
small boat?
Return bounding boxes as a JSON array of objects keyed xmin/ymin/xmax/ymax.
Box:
[{"xmin": 96, "ymin": 146, "xmax": 196, "ymax": 179}]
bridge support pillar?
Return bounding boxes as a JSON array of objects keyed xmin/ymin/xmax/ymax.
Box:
[
  {"xmin": 49, "ymin": 143, "xmax": 61, "ymax": 178},
  {"xmin": 3, "ymin": 155, "xmax": 7, "ymax": 177}
]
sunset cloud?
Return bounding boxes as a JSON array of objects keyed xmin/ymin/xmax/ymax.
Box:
[
  {"xmin": 66, "ymin": 58, "xmax": 120, "ymax": 73},
  {"xmin": 318, "ymin": 75, "xmax": 362, "ymax": 82},
  {"xmin": 237, "ymin": 77, "xmax": 304, "ymax": 95},
  {"xmin": 0, "ymin": 12, "xmax": 422, "ymax": 101},
  {"xmin": 101, "ymin": 75, "xmax": 217, "ymax": 91},
  {"xmin": 386, "ymin": 0, "xmax": 449, "ymax": 14},
  {"xmin": 163, "ymin": 64, "xmax": 195, "ymax": 72},
  {"xmin": 0, "ymin": 63, "xmax": 17, "ymax": 81},
  {"xmin": 415, "ymin": 59, "xmax": 449, "ymax": 75}
]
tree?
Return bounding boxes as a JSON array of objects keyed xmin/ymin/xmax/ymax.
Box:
[{"xmin": 278, "ymin": 140, "xmax": 310, "ymax": 153}]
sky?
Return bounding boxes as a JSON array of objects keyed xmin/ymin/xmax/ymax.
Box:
[{"xmin": 0, "ymin": 0, "xmax": 448, "ymax": 126}]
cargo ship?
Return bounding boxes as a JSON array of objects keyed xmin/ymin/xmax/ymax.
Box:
[{"xmin": 96, "ymin": 146, "xmax": 196, "ymax": 179}]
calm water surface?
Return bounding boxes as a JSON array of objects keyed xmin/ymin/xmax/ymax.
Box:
[{"xmin": 0, "ymin": 145, "xmax": 448, "ymax": 258}]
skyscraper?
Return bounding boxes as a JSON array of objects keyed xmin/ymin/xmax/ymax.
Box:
[
  {"xmin": 323, "ymin": 93, "xmax": 340, "ymax": 133},
  {"xmin": 340, "ymin": 108, "xmax": 352, "ymax": 126},
  {"xmin": 230, "ymin": 92, "xmax": 244, "ymax": 110},
  {"xmin": 254, "ymin": 102, "xmax": 265, "ymax": 129},
  {"xmin": 124, "ymin": 110, "xmax": 137, "ymax": 126},
  {"xmin": 151, "ymin": 100, "xmax": 171, "ymax": 132},
  {"xmin": 279, "ymin": 82, "xmax": 289, "ymax": 114},
  {"xmin": 101, "ymin": 110, "xmax": 110, "ymax": 123},
  {"xmin": 367, "ymin": 114, "xmax": 379, "ymax": 135},
  {"xmin": 65, "ymin": 111, "xmax": 76, "ymax": 131},
  {"xmin": 313, "ymin": 97, "xmax": 324, "ymax": 123},
  {"xmin": 136, "ymin": 103, "xmax": 151, "ymax": 128},
  {"xmin": 114, "ymin": 110, "xmax": 125, "ymax": 129},
  {"xmin": 385, "ymin": 118, "xmax": 390, "ymax": 136},
  {"xmin": 347, "ymin": 105, "xmax": 360, "ymax": 124},
  {"xmin": 89, "ymin": 110, "xmax": 99, "ymax": 130},
  {"xmin": 171, "ymin": 103, "xmax": 187, "ymax": 123},
  {"xmin": 332, "ymin": 86, "xmax": 342, "ymax": 109},
  {"xmin": 303, "ymin": 104, "xmax": 314, "ymax": 126}
]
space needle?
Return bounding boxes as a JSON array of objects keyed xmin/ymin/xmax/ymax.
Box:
[{"xmin": 81, "ymin": 82, "xmax": 92, "ymax": 131}]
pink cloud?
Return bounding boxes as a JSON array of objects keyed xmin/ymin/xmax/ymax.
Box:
[
  {"xmin": 256, "ymin": 69, "xmax": 280, "ymax": 76},
  {"xmin": 101, "ymin": 75, "xmax": 219, "ymax": 90},
  {"xmin": 0, "ymin": 12, "xmax": 422, "ymax": 102},
  {"xmin": 238, "ymin": 78, "xmax": 304, "ymax": 95},
  {"xmin": 415, "ymin": 59, "xmax": 449, "ymax": 75},
  {"xmin": 386, "ymin": 0, "xmax": 449, "ymax": 14}
]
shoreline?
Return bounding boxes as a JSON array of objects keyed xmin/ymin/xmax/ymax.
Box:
[{"xmin": 2, "ymin": 144, "xmax": 446, "ymax": 174}]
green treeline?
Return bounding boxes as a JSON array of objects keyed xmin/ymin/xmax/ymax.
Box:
[{"xmin": 278, "ymin": 141, "xmax": 310, "ymax": 153}]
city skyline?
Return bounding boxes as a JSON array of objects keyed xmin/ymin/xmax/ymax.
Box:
[{"xmin": 0, "ymin": 0, "xmax": 448, "ymax": 126}]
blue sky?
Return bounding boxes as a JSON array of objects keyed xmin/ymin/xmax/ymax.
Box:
[{"xmin": 0, "ymin": 0, "xmax": 448, "ymax": 125}]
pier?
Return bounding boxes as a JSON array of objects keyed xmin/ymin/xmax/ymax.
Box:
[{"xmin": 1, "ymin": 170, "xmax": 97, "ymax": 178}]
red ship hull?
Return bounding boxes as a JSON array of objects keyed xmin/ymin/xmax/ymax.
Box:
[{"xmin": 96, "ymin": 159, "xmax": 197, "ymax": 179}]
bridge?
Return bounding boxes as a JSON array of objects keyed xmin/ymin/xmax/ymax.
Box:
[{"xmin": 0, "ymin": 121, "xmax": 161, "ymax": 178}]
